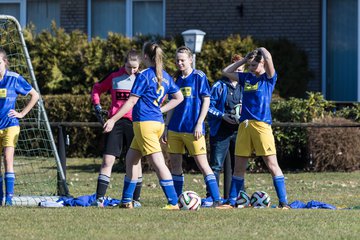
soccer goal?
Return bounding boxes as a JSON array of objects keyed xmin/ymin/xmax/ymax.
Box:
[{"xmin": 0, "ymin": 15, "xmax": 69, "ymax": 205}]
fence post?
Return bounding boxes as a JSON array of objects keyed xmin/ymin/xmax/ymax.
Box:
[
  {"xmin": 57, "ymin": 125, "xmax": 69, "ymax": 196},
  {"xmin": 223, "ymin": 150, "xmax": 231, "ymax": 199}
]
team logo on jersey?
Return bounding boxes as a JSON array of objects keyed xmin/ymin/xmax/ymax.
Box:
[
  {"xmin": 0, "ymin": 88, "xmax": 7, "ymax": 98},
  {"xmin": 180, "ymin": 87, "xmax": 192, "ymax": 97},
  {"xmin": 116, "ymin": 91, "xmax": 130, "ymax": 100},
  {"xmin": 244, "ymin": 82, "xmax": 258, "ymax": 91}
]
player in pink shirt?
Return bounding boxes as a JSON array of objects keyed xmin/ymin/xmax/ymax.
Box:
[{"xmin": 91, "ymin": 49, "xmax": 143, "ymax": 207}]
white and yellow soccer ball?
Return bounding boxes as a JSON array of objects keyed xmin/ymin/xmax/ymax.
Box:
[
  {"xmin": 178, "ymin": 191, "xmax": 201, "ymax": 211},
  {"xmin": 235, "ymin": 190, "xmax": 251, "ymax": 208},
  {"xmin": 230, "ymin": 102, "xmax": 242, "ymax": 124},
  {"xmin": 250, "ymin": 191, "xmax": 271, "ymax": 208}
]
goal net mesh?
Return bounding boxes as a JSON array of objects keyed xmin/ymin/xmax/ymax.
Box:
[{"xmin": 0, "ymin": 15, "xmax": 67, "ymax": 204}]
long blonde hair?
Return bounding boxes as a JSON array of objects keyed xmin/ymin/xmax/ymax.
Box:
[{"xmin": 143, "ymin": 42, "xmax": 163, "ymax": 88}]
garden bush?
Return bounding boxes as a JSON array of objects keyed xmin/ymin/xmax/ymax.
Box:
[
  {"xmin": 42, "ymin": 92, "xmax": 360, "ymax": 172},
  {"xmin": 25, "ymin": 25, "xmax": 309, "ymax": 99},
  {"xmin": 307, "ymin": 117, "xmax": 360, "ymax": 171}
]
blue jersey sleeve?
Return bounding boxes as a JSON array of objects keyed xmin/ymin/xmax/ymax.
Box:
[
  {"xmin": 131, "ymin": 72, "xmax": 148, "ymax": 97},
  {"xmin": 208, "ymin": 81, "xmax": 224, "ymax": 119},
  {"xmin": 16, "ymin": 75, "xmax": 32, "ymax": 95},
  {"xmin": 267, "ymin": 72, "xmax": 277, "ymax": 86},
  {"xmin": 197, "ymin": 70, "xmax": 211, "ymax": 97}
]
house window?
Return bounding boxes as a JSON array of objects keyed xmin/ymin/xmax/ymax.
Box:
[
  {"xmin": 88, "ymin": 0, "xmax": 164, "ymax": 39},
  {"xmin": 27, "ymin": 0, "xmax": 60, "ymax": 32},
  {"xmin": 133, "ymin": 0, "xmax": 163, "ymax": 36},
  {"xmin": 0, "ymin": 0, "xmax": 26, "ymax": 26},
  {"xmin": 91, "ymin": 0, "xmax": 126, "ymax": 38},
  {"xmin": 323, "ymin": 0, "xmax": 359, "ymax": 101}
]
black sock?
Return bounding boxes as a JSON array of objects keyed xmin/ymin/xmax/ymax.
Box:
[
  {"xmin": 96, "ymin": 174, "xmax": 110, "ymax": 199},
  {"xmin": 133, "ymin": 177, "xmax": 143, "ymax": 201}
]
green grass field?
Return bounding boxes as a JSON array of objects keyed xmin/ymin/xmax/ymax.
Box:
[{"xmin": 1, "ymin": 158, "xmax": 359, "ymax": 240}]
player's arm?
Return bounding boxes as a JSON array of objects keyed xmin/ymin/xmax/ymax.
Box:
[
  {"xmin": 258, "ymin": 47, "xmax": 275, "ymax": 78},
  {"xmin": 91, "ymin": 75, "xmax": 112, "ymax": 124},
  {"xmin": 208, "ymin": 83, "xmax": 224, "ymax": 119},
  {"xmin": 222, "ymin": 58, "xmax": 247, "ymax": 81},
  {"xmin": 103, "ymin": 95, "xmax": 139, "ymax": 133},
  {"xmin": 194, "ymin": 96, "xmax": 210, "ymax": 140},
  {"xmin": 8, "ymin": 88, "xmax": 39, "ymax": 119},
  {"xmin": 160, "ymin": 90, "xmax": 183, "ymax": 114}
]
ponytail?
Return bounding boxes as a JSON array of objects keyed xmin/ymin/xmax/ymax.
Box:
[{"xmin": 143, "ymin": 42, "xmax": 164, "ymax": 88}]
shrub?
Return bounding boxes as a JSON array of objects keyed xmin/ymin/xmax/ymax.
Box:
[
  {"xmin": 25, "ymin": 24, "xmax": 311, "ymax": 100},
  {"xmin": 307, "ymin": 117, "xmax": 360, "ymax": 171},
  {"xmin": 259, "ymin": 38, "xmax": 314, "ymax": 98}
]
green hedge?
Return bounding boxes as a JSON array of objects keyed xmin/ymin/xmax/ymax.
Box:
[
  {"xmin": 24, "ymin": 25, "xmax": 359, "ymax": 171},
  {"xmin": 24, "ymin": 24, "xmax": 310, "ymax": 98},
  {"xmin": 43, "ymin": 93, "xmax": 360, "ymax": 172}
]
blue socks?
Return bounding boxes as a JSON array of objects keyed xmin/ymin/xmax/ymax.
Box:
[
  {"xmin": 159, "ymin": 179, "xmax": 178, "ymax": 205},
  {"xmin": 172, "ymin": 174, "xmax": 184, "ymax": 197},
  {"xmin": 5, "ymin": 172, "xmax": 15, "ymax": 205},
  {"xmin": 228, "ymin": 176, "xmax": 244, "ymax": 205},
  {"xmin": 273, "ymin": 175, "xmax": 288, "ymax": 204},
  {"xmin": 121, "ymin": 176, "xmax": 137, "ymax": 204},
  {"xmin": 204, "ymin": 174, "xmax": 221, "ymax": 202}
]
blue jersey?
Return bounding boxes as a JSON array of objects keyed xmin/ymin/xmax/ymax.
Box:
[
  {"xmin": 237, "ymin": 72, "xmax": 277, "ymax": 124},
  {"xmin": 131, "ymin": 67, "xmax": 179, "ymax": 122},
  {"xmin": 0, "ymin": 70, "xmax": 32, "ymax": 130},
  {"xmin": 168, "ymin": 69, "xmax": 211, "ymax": 134}
]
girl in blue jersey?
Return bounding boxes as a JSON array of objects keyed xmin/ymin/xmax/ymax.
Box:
[
  {"xmin": 0, "ymin": 48, "xmax": 39, "ymax": 206},
  {"xmin": 163, "ymin": 46, "xmax": 222, "ymax": 207},
  {"xmin": 91, "ymin": 50, "xmax": 143, "ymax": 208},
  {"xmin": 221, "ymin": 47, "xmax": 289, "ymax": 209},
  {"xmin": 103, "ymin": 42, "xmax": 184, "ymax": 209}
]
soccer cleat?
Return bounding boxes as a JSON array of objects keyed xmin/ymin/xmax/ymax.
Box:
[
  {"xmin": 119, "ymin": 201, "xmax": 133, "ymax": 209},
  {"xmin": 277, "ymin": 202, "xmax": 290, "ymax": 210},
  {"xmin": 201, "ymin": 197, "xmax": 213, "ymax": 208},
  {"xmin": 214, "ymin": 200, "xmax": 235, "ymax": 209},
  {"xmin": 161, "ymin": 204, "xmax": 180, "ymax": 210},
  {"xmin": 215, "ymin": 204, "xmax": 234, "ymax": 209},
  {"xmin": 132, "ymin": 200, "xmax": 142, "ymax": 208},
  {"xmin": 5, "ymin": 199, "xmax": 13, "ymax": 206},
  {"xmin": 90, "ymin": 197, "xmax": 105, "ymax": 208}
]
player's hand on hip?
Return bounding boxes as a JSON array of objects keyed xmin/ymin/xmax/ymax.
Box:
[
  {"xmin": 103, "ymin": 118, "xmax": 115, "ymax": 133},
  {"xmin": 8, "ymin": 109, "xmax": 24, "ymax": 119}
]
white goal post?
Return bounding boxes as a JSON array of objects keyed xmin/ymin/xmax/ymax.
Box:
[{"xmin": 0, "ymin": 15, "xmax": 69, "ymax": 205}]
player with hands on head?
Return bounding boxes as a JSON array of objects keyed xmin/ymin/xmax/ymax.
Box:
[
  {"xmin": 103, "ymin": 42, "xmax": 184, "ymax": 209},
  {"xmin": 0, "ymin": 48, "xmax": 39, "ymax": 206},
  {"xmin": 203, "ymin": 54, "xmax": 245, "ymax": 207},
  {"xmin": 219, "ymin": 47, "xmax": 289, "ymax": 209},
  {"xmin": 91, "ymin": 49, "xmax": 143, "ymax": 207},
  {"xmin": 163, "ymin": 46, "xmax": 223, "ymax": 207}
]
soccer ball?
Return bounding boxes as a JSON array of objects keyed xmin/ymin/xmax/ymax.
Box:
[
  {"xmin": 250, "ymin": 191, "xmax": 271, "ymax": 208},
  {"xmin": 178, "ymin": 191, "xmax": 201, "ymax": 211},
  {"xmin": 235, "ymin": 190, "xmax": 251, "ymax": 208}
]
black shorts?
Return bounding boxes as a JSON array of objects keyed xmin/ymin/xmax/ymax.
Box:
[{"xmin": 103, "ymin": 118, "xmax": 134, "ymax": 157}]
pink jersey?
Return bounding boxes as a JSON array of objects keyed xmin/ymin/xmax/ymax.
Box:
[{"xmin": 91, "ymin": 67, "xmax": 135, "ymax": 120}]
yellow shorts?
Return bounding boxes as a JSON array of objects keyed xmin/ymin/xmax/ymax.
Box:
[
  {"xmin": 0, "ymin": 126, "xmax": 20, "ymax": 148},
  {"xmin": 235, "ymin": 120, "xmax": 276, "ymax": 157},
  {"xmin": 0, "ymin": 126, "xmax": 20, "ymax": 155},
  {"xmin": 130, "ymin": 121, "xmax": 164, "ymax": 156},
  {"xmin": 167, "ymin": 130, "xmax": 207, "ymax": 156}
]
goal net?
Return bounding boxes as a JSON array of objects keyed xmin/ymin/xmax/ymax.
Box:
[{"xmin": 0, "ymin": 15, "xmax": 68, "ymax": 205}]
